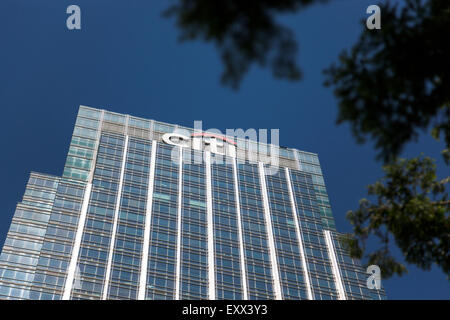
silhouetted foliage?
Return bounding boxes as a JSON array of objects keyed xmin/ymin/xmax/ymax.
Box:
[
  {"xmin": 324, "ymin": 0, "xmax": 450, "ymax": 163},
  {"xmin": 343, "ymin": 155, "xmax": 449, "ymax": 278},
  {"xmin": 164, "ymin": 0, "xmax": 329, "ymax": 89},
  {"xmin": 324, "ymin": 0, "xmax": 450, "ymax": 279}
]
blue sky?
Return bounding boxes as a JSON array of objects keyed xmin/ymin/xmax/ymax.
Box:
[{"xmin": 0, "ymin": 0, "xmax": 448, "ymax": 299}]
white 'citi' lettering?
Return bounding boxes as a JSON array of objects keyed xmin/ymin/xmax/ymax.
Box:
[{"xmin": 162, "ymin": 132, "xmax": 236, "ymax": 158}]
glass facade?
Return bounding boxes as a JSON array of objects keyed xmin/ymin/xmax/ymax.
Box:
[{"xmin": 0, "ymin": 105, "xmax": 386, "ymax": 300}]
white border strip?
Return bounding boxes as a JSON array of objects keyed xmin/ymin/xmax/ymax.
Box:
[
  {"xmin": 175, "ymin": 147, "xmax": 183, "ymax": 300},
  {"xmin": 62, "ymin": 182, "xmax": 92, "ymax": 300},
  {"xmin": 324, "ymin": 230, "xmax": 346, "ymax": 300},
  {"xmin": 285, "ymin": 168, "xmax": 313, "ymax": 300},
  {"xmin": 205, "ymin": 151, "xmax": 216, "ymax": 300},
  {"xmin": 232, "ymin": 158, "xmax": 248, "ymax": 300},
  {"xmin": 138, "ymin": 140, "xmax": 157, "ymax": 300},
  {"xmin": 102, "ymin": 135, "xmax": 129, "ymax": 300},
  {"xmin": 258, "ymin": 162, "xmax": 282, "ymax": 300}
]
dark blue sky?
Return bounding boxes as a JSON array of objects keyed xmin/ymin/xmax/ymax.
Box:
[{"xmin": 0, "ymin": 1, "xmax": 448, "ymax": 299}]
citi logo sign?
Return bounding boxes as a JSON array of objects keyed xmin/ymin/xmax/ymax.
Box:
[
  {"xmin": 161, "ymin": 121, "xmax": 280, "ymax": 173},
  {"xmin": 162, "ymin": 132, "xmax": 238, "ymax": 158}
]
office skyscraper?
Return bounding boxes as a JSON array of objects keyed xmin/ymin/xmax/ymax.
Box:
[{"xmin": 0, "ymin": 106, "xmax": 386, "ymax": 300}]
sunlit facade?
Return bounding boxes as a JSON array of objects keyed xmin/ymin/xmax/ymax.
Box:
[{"xmin": 0, "ymin": 105, "xmax": 386, "ymax": 300}]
